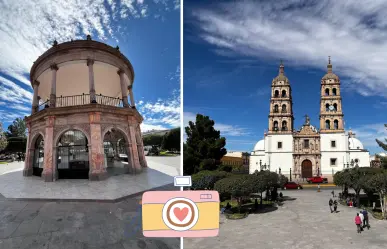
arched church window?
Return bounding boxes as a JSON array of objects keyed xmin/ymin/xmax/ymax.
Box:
[
  {"xmin": 332, "ymin": 88, "xmax": 337, "ymax": 96},
  {"xmin": 334, "ymin": 120, "xmax": 339, "ymax": 129},
  {"xmin": 274, "ymin": 105, "xmax": 279, "ymax": 113},
  {"xmin": 281, "ymin": 90, "xmax": 287, "ymax": 97},
  {"xmin": 325, "ymin": 88, "xmax": 330, "ymax": 96},
  {"xmin": 273, "ymin": 121, "xmax": 279, "ymax": 131},
  {"xmin": 281, "ymin": 104, "xmax": 287, "ymax": 113},
  {"xmin": 325, "ymin": 120, "xmax": 331, "ymax": 129},
  {"xmin": 274, "ymin": 90, "xmax": 279, "ymax": 97},
  {"xmin": 333, "ymin": 103, "xmax": 337, "ymax": 111},
  {"xmin": 325, "ymin": 103, "xmax": 329, "ymax": 111},
  {"xmin": 281, "ymin": 121, "xmax": 287, "ymax": 131}
]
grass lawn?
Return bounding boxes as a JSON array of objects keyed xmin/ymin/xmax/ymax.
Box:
[
  {"xmin": 226, "ymin": 213, "xmax": 249, "ymax": 219},
  {"xmin": 0, "ymin": 162, "xmax": 8, "ymax": 164},
  {"xmin": 158, "ymin": 151, "xmax": 177, "ymax": 156},
  {"xmin": 221, "ymin": 198, "xmax": 274, "ymax": 215}
]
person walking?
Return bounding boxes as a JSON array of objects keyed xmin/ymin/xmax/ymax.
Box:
[
  {"xmin": 333, "ymin": 199, "xmax": 338, "ymax": 213},
  {"xmin": 329, "ymin": 199, "xmax": 333, "ymax": 213},
  {"xmin": 317, "ymin": 184, "xmax": 321, "ymax": 192},
  {"xmin": 359, "ymin": 211, "xmax": 364, "ymax": 231},
  {"xmin": 331, "ymin": 190, "xmax": 335, "ymax": 198},
  {"xmin": 362, "ymin": 208, "xmax": 370, "ymax": 229},
  {"xmin": 355, "ymin": 213, "xmax": 362, "ymax": 233}
]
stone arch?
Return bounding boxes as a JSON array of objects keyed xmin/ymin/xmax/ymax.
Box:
[
  {"xmin": 325, "ymin": 103, "xmax": 330, "ymax": 111},
  {"xmin": 274, "ymin": 104, "xmax": 279, "ymax": 112},
  {"xmin": 281, "ymin": 104, "xmax": 287, "ymax": 112},
  {"xmin": 325, "ymin": 88, "xmax": 330, "ymax": 96},
  {"xmin": 333, "ymin": 119, "xmax": 339, "ymax": 129},
  {"xmin": 274, "ymin": 90, "xmax": 279, "ymax": 97},
  {"xmin": 332, "ymin": 88, "xmax": 337, "ymax": 96},
  {"xmin": 54, "ymin": 125, "xmax": 91, "ymax": 146},
  {"xmin": 29, "ymin": 130, "xmax": 45, "ymax": 149},
  {"xmin": 333, "ymin": 103, "xmax": 338, "ymax": 111},
  {"xmin": 325, "ymin": 120, "xmax": 331, "ymax": 129},
  {"xmin": 281, "ymin": 89, "xmax": 287, "ymax": 97},
  {"xmin": 101, "ymin": 125, "xmax": 130, "ymax": 145}
]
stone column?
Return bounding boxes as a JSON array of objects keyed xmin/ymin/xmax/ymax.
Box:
[
  {"xmin": 135, "ymin": 125, "xmax": 147, "ymax": 167},
  {"xmin": 88, "ymin": 112, "xmax": 108, "ymax": 180},
  {"xmin": 42, "ymin": 116, "xmax": 55, "ymax": 182},
  {"xmin": 128, "ymin": 117, "xmax": 141, "ymax": 173},
  {"xmin": 23, "ymin": 122, "xmax": 33, "ymax": 176},
  {"xmin": 128, "ymin": 85, "xmax": 135, "ymax": 107},
  {"xmin": 50, "ymin": 64, "xmax": 58, "ymax": 107},
  {"xmin": 87, "ymin": 59, "xmax": 97, "ymax": 103},
  {"xmin": 31, "ymin": 80, "xmax": 40, "ymax": 114},
  {"xmin": 117, "ymin": 69, "xmax": 129, "ymax": 107}
]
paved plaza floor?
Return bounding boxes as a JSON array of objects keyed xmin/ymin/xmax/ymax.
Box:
[
  {"xmin": 0, "ymin": 156, "xmax": 180, "ymax": 201},
  {"xmin": 0, "ymin": 184, "xmax": 180, "ymax": 249},
  {"xmin": 184, "ymin": 188, "xmax": 387, "ymax": 249}
]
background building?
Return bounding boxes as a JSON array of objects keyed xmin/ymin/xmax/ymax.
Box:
[
  {"xmin": 250, "ymin": 59, "xmax": 370, "ymax": 182},
  {"xmin": 23, "ymin": 36, "xmax": 147, "ymax": 182}
]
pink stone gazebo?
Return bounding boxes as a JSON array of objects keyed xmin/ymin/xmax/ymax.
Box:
[{"xmin": 23, "ymin": 35, "xmax": 147, "ymax": 182}]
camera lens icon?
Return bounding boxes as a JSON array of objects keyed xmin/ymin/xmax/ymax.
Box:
[{"xmin": 162, "ymin": 197, "xmax": 199, "ymax": 231}]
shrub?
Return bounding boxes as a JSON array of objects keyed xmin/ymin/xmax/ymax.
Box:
[
  {"xmin": 191, "ymin": 170, "xmax": 231, "ymax": 190},
  {"xmin": 214, "ymin": 175, "xmax": 254, "ymax": 201},
  {"xmin": 231, "ymin": 164, "xmax": 245, "ymax": 173},
  {"xmin": 218, "ymin": 164, "xmax": 233, "ymax": 172}
]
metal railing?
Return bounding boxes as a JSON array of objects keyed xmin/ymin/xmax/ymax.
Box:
[{"xmin": 37, "ymin": 94, "xmax": 124, "ymax": 111}]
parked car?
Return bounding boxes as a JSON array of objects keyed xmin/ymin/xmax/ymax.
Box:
[
  {"xmin": 307, "ymin": 177, "xmax": 328, "ymax": 184},
  {"xmin": 282, "ymin": 181, "xmax": 303, "ymax": 190}
]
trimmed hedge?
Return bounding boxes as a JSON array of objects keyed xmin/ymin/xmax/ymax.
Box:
[{"xmin": 191, "ymin": 170, "xmax": 232, "ymax": 190}]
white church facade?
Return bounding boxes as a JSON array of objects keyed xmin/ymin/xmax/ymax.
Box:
[{"xmin": 249, "ymin": 58, "xmax": 370, "ymax": 182}]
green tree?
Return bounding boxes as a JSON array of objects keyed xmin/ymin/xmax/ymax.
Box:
[
  {"xmin": 367, "ymin": 171, "xmax": 387, "ymax": 219},
  {"xmin": 161, "ymin": 127, "xmax": 180, "ymax": 152},
  {"xmin": 376, "ymin": 124, "xmax": 387, "ymax": 151},
  {"xmin": 184, "ymin": 114, "xmax": 227, "ymax": 175},
  {"xmin": 6, "ymin": 118, "xmax": 26, "ymax": 138},
  {"xmin": 0, "ymin": 122, "xmax": 8, "ymax": 151},
  {"xmin": 376, "ymin": 124, "xmax": 387, "ymax": 169},
  {"xmin": 143, "ymin": 134, "xmax": 163, "ymax": 147}
]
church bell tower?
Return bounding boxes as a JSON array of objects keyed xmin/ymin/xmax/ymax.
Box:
[
  {"xmin": 268, "ymin": 61, "xmax": 294, "ymax": 134},
  {"xmin": 319, "ymin": 57, "xmax": 344, "ymax": 133}
]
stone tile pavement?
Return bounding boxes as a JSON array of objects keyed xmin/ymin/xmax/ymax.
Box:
[
  {"xmin": 0, "ymin": 184, "xmax": 180, "ymax": 249},
  {"xmin": 184, "ymin": 189, "xmax": 387, "ymax": 249},
  {"xmin": 0, "ymin": 156, "xmax": 180, "ymax": 201}
]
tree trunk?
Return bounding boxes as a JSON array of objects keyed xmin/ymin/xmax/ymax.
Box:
[
  {"xmin": 379, "ymin": 193, "xmax": 385, "ymax": 219},
  {"xmin": 260, "ymin": 192, "xmax": 263, "ymax": 207},
  {"xmin": 356, "ymin": 190, "xmax": 361, "ymax": 208}
]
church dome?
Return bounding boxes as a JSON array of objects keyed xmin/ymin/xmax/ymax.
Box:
[
  {"xmin": 253, "ymin": 139, "xmax": 265, "ymax": 151},
  {"xmin": 348, "ymin": 137, "xmax": 364, "ymax": 150},
  {"xmin": 322, "ymin": 56, "xmax": 339, "ymax": 81},
  {"xmin": 272, "ymin": 60, "xmax": 289, "ymax": 83}
]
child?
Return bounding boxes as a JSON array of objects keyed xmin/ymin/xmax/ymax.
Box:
[
  {"xmin": 333, "ymin": 199, "xmax": 338, "ymax": 213},
  {"xmin": 355, "ymin": 213, "xmax": 362, "ymax": 233}
]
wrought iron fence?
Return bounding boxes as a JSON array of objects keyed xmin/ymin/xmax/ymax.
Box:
[
  {"xmin": 56, "ymin": 94, "xmax": 91, "ymax": 107},
  {"xmin": 38, "ymin": 100, "xmax": 50, "ymax": 111},
  {"xmin": 95, "ymin": 94, "xmax": 123, "ymax": 107}
]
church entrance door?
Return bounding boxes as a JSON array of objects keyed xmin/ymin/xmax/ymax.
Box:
[{"xmin": 301, "ymin": 159, "xmax": 313, "ymax": 178}]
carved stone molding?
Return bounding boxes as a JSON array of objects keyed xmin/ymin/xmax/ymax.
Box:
[{"xmin": 53, "ymin": 124, "xmax": 91, "ymax": 144}]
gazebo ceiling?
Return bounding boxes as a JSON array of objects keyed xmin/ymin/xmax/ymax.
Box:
[{"xmin": 36, "ymin": 60, "xmax": 129, "ymax": 101}]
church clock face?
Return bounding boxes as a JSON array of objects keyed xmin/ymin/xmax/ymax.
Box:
[{"xmin": 329, "ymin": 105, "xmax": 334, "ymax": 111}]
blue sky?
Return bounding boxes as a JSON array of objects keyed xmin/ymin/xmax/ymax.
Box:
[
  {"xmin": 0, "ymin": 0, "xmax": 180, "ymax": 132},
  {"xmin": 183, "ymin": 0, "xmax": 387, "ymax": 155}
]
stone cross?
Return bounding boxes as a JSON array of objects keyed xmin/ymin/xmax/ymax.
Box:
[{"xmin": 304, "ymin": 115, "xmax": 310, "ymax": 125}]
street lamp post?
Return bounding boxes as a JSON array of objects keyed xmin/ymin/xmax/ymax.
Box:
[
  {"xmin": 279, "ymin": 167, "xmax": 281, "ymax": 175},
  {"xmin": 290, "ymin": 168, "xmax": 292, "ymax": 181},
  {"xmin": 350, "ymin": 159, "xmax": 355, "ymax": 168},
  {"xmin": 260, "ymin": 159, "xmax": 262, "ymax": 171}
]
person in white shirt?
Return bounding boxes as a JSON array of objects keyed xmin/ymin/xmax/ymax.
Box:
[{"xmin": 359, "ymin": 211, "xmax": 364, "ymax": 231}]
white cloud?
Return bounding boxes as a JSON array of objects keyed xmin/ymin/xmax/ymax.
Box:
[
  {"xmin": 352, "ymin": 123, "xmax": 387, "ymax": 150},
  {"xmin": 190, "ymin": 0, "xmax": 387, "ymax": 97},
  {"xmin": 0, "ymin": 0, "xmax": 178, "ymax": 116},
  {"xmin": 139, "ymin": 89, "xmax": 180, "ymax": 130},
  {"xmin": 183, "ymin": 112, "xmax": 248, "ymax": 137}
]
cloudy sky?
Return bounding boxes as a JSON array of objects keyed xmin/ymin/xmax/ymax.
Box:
[
  {"xmin": 0, "ymin": 0, "xmax": 180, "ymax": 132},
  {"xmin": 183, "ymin": 0, "xmax": 387, "ymax": 155}
]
